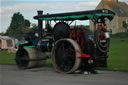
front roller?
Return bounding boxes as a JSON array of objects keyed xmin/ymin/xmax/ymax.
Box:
[
  {"xmin": 52, "ymin": 39, "xmax": 82, "ymax": 74},
  {"xmin": 15, "ymin": 47, "xmax": 46, "ymax": 69}
]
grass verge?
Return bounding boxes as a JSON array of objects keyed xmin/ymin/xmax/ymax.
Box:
[
  {"xmin": 107, "ymin": 37, "xmax": 128, "ymax": 71},
  {"xmin": 0, "ymin": 50, "xmax": 16, "ymax": 65}
]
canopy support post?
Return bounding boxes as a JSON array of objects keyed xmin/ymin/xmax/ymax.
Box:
[
  {"xmin": 93, "ymin": 20, "xmax": 97, "ymax": 59},
  {"xmin": 37, "ymin": 11, "xmax": 43, "ymax": 39}
]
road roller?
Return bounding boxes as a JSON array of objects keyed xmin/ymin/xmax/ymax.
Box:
[{"xmin": 15, "ymin": 9, "xmax": 115, "ymax": 73}]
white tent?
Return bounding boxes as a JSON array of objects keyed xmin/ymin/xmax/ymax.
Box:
[{"xmin": 0, "ymin": 36, "xmax": 17, "ymax": 50}]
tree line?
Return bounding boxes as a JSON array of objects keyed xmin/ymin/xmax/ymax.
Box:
[{"xmin": 2, "ymin": 12, "xmax": 39, "ymax": 39}]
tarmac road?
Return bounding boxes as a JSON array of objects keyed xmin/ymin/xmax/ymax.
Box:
[{"xmin": 0, "ymin": 65, "xmax": 128, "ymax": 85}]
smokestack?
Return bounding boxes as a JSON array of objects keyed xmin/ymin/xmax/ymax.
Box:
[
  {"xmin": 37, "ymin": 11, "xmax": 43, "ymax": 39},
  {"xmin": 37, "ymin": 11, "xmax": 43, "ymax": 16}
]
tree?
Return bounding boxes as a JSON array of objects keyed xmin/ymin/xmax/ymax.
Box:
[
  {"xmin": 10, "ymin": 12, "xmax": 24, "ymax": 29},
  {"xmin": 24, "ymin": 19, "xmax": 30, "ymax": 27},
  {"xmin": 5, "ymin": 12, "xmax": 31, "ymax": 39},
  {"xmin": 30, "ymin": 24, "xmax": 39, "ymax": 33},
  {"xmin": 23, "ymin": 24, "xmax": 39, "ymax": 40}
]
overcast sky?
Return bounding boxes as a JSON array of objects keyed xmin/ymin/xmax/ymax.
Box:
[{"xmin": 0, "ymin": 0, "xmax": 128, "ymax": 33}]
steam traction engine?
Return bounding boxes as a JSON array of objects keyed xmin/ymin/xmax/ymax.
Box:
[{"xmin": 15, "ymin": 9, "xmax": 115, "ymax": 73}]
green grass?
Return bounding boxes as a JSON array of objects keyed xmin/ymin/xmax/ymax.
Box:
[
  {"xmin": 0, "ymin": 51, "xmax": 16, "ymax": 65},
  {"xmin": 111, "ymin": 32, "xmax": 128, "ymax": 38},
  {"xmin": 107, "ymin": 37, "xmax": 128, "ymax": 71},
  {"xmin": 0, "ymin": 36, "xmax": 128, "ymax": 71},
  {"xmin": 43, "ymin": 58, "xmax": 52, "ymax": 67}
]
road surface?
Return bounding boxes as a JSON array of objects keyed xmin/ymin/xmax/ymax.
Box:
[{"xmin": 0, "ymin": 65, "xmax": 128, "ymax": 85}]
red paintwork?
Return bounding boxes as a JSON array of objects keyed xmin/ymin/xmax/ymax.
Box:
[{"xmin": 76, "ymin": 50, "xmax": 90, "ymax": 58}]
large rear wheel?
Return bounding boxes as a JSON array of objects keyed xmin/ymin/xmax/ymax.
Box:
[{"xmin": 52, "ymin": 39, "xmax": 82, "ymax": 74}]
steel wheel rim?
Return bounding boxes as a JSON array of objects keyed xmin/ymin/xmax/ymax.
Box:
[{"xmin": 52, "ymin": 39, "xmax": 81, "ymax": 73}]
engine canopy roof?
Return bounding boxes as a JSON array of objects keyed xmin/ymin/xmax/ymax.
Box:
[{"xmin": 34, "ymin": 9, "xmax": 115, "ymax": 21}]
